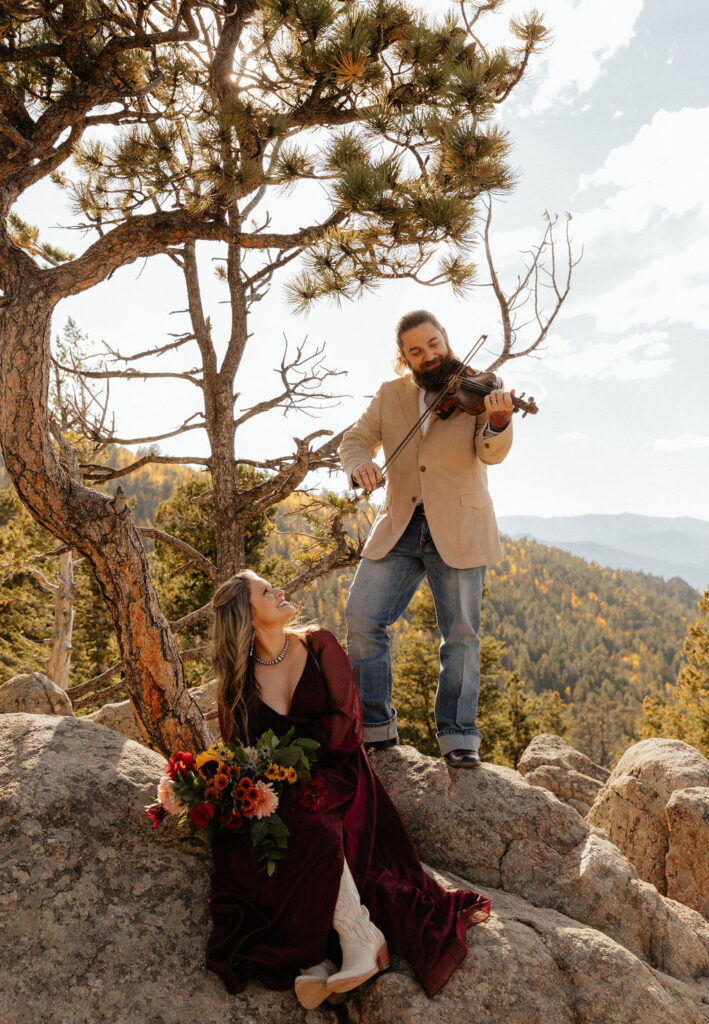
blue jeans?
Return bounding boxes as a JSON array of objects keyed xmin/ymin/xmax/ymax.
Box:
[{"xmin": 345, "ymin": 506, "xmax": 486, "ymax": 755}]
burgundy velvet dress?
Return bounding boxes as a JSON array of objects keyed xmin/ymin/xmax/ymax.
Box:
[{"xmin": 206, "ymin": 629, "xmax": 490, "ymax": 999}]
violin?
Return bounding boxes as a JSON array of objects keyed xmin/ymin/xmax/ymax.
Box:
[
  {"xmin": 352, "ymin": 335, "xmax": 538, "ymax": 493},
  {"xmin": 433, "ymin": 366, "xmax": 539, "ymax": 420}
]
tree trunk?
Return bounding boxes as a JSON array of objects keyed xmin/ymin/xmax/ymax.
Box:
[
  {"xmin": 0, "ymin": 286, "xmax": 211, "ymax": 755},
  {"xmin": 209, "ymin": 382, "xmax": 245, "ymax": 578},
  {"xmin": 47, "ymin": 549, "xmax": 75, "ymax": 691},
  {"xmin": 183, "ymin": 239, "xmax": 247, "ymax": 579}
]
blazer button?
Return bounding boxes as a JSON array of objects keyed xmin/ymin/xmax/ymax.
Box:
[
  {"xmin": 420, "ymin": 465, "xmax": 426, "ymax": 471},
  {"xmin": 411, "ymin": 496, "xmax": 417, "ymax": 503}
]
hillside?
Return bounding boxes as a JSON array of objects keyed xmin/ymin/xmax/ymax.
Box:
[
  {"xmin": 498, "ymin": 513, "xmax": 709, "ymax": 591},
  {"xmin": 1, "ymin": 466, "xmax": 700, "ymax": 764},
  {"xmin": 282, "ymin": 522, "xmax": 698, "ymax": 762}
]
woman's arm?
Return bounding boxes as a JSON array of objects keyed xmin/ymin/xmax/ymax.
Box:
[{"xmin": 310, "ymin": 629, "xmax": 364, "ymax": 754}]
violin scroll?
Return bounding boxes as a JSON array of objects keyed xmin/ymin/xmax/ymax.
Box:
[{"xmin": 512, "ymin": 391, "xmax": 538, "ymax": 418}]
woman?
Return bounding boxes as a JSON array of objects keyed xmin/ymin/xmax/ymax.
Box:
[{"xmin": 206, "ymin": 570, "xmax": 490, "ymax": 1008}]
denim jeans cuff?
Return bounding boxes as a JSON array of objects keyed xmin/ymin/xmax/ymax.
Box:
[
  {"xmin": 363, "ymin": 718, "xmax": 398, "ymax": 743},
  {"xmin": 436, "ymin": 732, "xmax": 481, "ymax": 755}
]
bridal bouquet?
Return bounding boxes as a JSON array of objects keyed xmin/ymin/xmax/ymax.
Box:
[{"xmin": 145, "ymin": 728, "xmax": 323, "ymax": 875}]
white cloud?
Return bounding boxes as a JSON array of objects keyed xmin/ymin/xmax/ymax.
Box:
[
  {"xmin": 650, "ymin": 434, "xmax": 709, "ymax": 452},
  {"xmin": 548, "ymin": 330, "xmax": 672, "ymax": 380},
  {"xmin": 575, "ymin": 107, "xmax": 709, "ymax": 241},
  {"xmin": 507, "ymin": 0, "xmax": 644, "ymax": 114},
  {"xmin": 426, "ymin": 0, "xmax": 644, "ymax": 116},
  {"xmin": 567, "ymin": 108, "xmax": 709, "ymax": 334},
  {"xmin": 582, "ymin": 235, "xmax": 709, "ymax": 334}
]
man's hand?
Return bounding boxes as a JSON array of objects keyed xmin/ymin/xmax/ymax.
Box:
[
  {"xmin": 484, "ymin": 388, "xmax": 515, "ymax": 431},
  {"xmin": 352, "ymin": 460, "xmax": 383, "ymax": 492}
]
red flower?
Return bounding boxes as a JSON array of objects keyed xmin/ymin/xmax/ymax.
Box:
[
  {"xmin": 166, "ymin": 751, "xmax": 196, "ymax": 780},
  {"xmin": 297, "ymin": 777, "xmax": 327, "ymax": 813},
  {"xmin": 190, "ymin": 802, "xmax": 215, "ymax": 829},
  {"xmin": 146, "ymin": 803, "xmax": 167, "ymax": 829},
  {"xmin": 223, "ymin": 809, "xmax": 243, "ymax": 830}
]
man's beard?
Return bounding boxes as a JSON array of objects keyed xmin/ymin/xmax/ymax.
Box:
[{"xmin": 412, "ymin": 355, "xmax": 461, "ymax": 392}]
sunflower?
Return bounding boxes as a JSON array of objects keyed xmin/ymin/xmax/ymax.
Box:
[{"xmin": 195, "ymin": 750, "xmax": 225, "ymax": 779}]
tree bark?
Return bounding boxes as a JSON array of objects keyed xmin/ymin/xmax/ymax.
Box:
[
  {"xmin": 183, "ymin": 239, "xmax": 247, "ymax": 578},
  {"xmin": 0, "ymin": 284, "xmax": 211, "ymax": 755},
  {"xmin": 47, "ymin": 549, "xmax": 75, "ymax": 691}
]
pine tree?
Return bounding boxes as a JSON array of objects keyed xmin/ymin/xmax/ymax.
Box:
[
  {"xmin": 392, "ymin": 582, "xmax": 526, "ymax": 762},
  {"xmin": 642, "ymin": 586, "xmax": 709, "ymax": 757},
  {"xmin": 0, "ymin": 1, "xmax": 551, "ymax": 752}
]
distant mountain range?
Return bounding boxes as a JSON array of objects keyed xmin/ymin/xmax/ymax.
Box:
[{"xmin": 497, "ymin": 514, "xmax": 709, "ymax": 592}]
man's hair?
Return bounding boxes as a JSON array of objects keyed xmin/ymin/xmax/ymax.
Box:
[{"xmin": 393, "ymin": 310, "xmax": 446, "ymax": 375}]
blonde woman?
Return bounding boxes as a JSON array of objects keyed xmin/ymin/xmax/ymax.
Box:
[{"xmin": 205, "ymin": 570, "xmax": 490, "ymax": 1008}]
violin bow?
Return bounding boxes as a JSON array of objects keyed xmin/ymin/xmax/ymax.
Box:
[{"xmin": 374, "ymin": 333, "xmax": 489, "ymax": 485}]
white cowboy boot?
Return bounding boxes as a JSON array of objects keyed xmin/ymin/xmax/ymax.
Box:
[
  {"xmin": 326, "ymin": 860, "xmax": 389, "ymax": 995},
  {"xmin": 294, "ymin": 958, "xmax": 336, "ymax": 1009}
]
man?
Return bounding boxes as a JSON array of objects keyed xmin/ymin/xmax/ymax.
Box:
[{"xmin": 339, "ymin": 309, "xmax": 514, "ymax": 768}]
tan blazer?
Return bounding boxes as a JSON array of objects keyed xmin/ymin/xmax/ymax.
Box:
[{"xmin": 339, "ymin": 375, "xmax": 513, "ymax": 569}]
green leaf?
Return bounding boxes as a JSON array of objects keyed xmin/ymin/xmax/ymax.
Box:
[
  {"xmin": 296, "ymin": 737, "xmax": 320, "ymax": 750},
  {"xmin": 251, "ymin": 819, "xmax": 269, "ymax": 844},
  {"xmin": 276, "ymin": 727, "xmax": 295, "ymax": 747}
]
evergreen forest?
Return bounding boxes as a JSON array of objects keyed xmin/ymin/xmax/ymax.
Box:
[{"xmin": 1, "ymin": 455, "xmax": 704, "ymax": 769}]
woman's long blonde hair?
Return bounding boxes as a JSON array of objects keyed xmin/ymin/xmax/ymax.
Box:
[
  {"xmin": 210, "ymin": 570, "xmax": 260, "ymax": 744},
  {"xmin": 209, "ymin": 570, "xmax": 315, "ymax": 743}
]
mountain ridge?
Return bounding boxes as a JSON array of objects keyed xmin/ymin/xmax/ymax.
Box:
[{"xmin": 498, "ymin": 513, "xmax": 708, "ymax": 591}]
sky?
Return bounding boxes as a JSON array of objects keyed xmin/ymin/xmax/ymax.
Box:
[{"xmin": 16, "ymin": 0, "xmax": 709, "ymax": 521}]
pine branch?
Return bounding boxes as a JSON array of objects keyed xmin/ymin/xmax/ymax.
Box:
[
  {"xmin": 43, "ymin": 209, "xmax": 348, "ymax": 301},
  {"xmin": 234, "ymin": 428, "xmax": 346, "ymax": 522}
]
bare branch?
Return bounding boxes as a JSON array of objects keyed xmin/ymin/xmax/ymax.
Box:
[
  {"xmin": 234, "ymin": 428, "xmax": 346, "ymax": 523},
  {"xmin": 69, "ymin": 662, "xmax": 123, "ymax": 701},
  {"xmin": 51, "ymin": 356, "xmax": 203, "ymax": 387},
  {"xmin": 72, "ymin": 678, "xmax": 127, "ymax": 711},
  {"xmin": 170, "ymin": 601, "xmax": 213, "ymax": 633},
  {"xmin": 282, "ymin": 515, "xmax": 363, "ymax": 595},
  {"xmin": 80, "ymin": 452, "xmax": 209, "ymax": 482},
  {"xmin": 1, "ymin": 563, "xmax": 58, "ymax": 594},
  {"xmin": 138, "ymin": 528, "xmax": 217, "ymax": 581},
  {"xmin": 102, "ymin": 333, "xmax": 197, "ymax": 363},
  {"xmin": 233, "ymin": 336, "xmax": 346, "ymax": 428},
  {"xmin": 481, "ymin": 203, "xmax": 580, "ymax": 372}
]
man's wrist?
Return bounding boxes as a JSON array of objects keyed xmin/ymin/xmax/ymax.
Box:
[{"xmin": 487, "ymin": 414, "xmax": 511, "ymax": 432}]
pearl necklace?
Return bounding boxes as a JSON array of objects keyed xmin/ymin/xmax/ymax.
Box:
[{"xmin": 252, "ymin": 633, "xmax": 289, "ymax": 666}]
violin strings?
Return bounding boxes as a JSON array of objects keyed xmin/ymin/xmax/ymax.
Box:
[{"xmin": 378, "ymin": 333, "xmax": 488, "ymax": 479}]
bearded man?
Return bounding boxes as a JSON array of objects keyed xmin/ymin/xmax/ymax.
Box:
[{"xmin": 339, "ymin": 309, "xmax": 514, "ymax": 768}]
